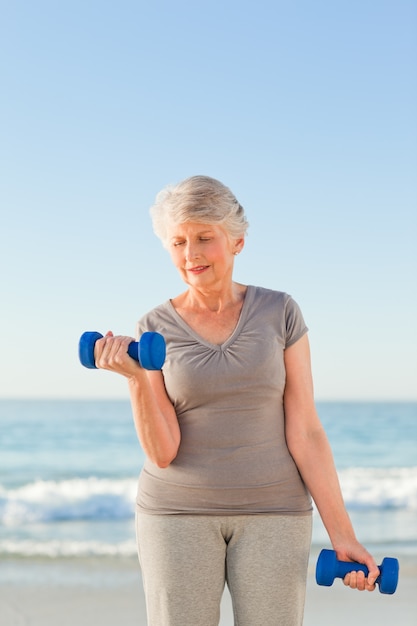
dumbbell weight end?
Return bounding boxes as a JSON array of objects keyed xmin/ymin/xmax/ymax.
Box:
[{"xmin": 78, "ymin": 331, "xmax": 166, "ymax": 371}]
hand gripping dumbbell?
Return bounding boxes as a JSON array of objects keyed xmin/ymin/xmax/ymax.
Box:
[
  {"xmin": 79, "ymin": 331, "xmax": 166, "ymax": 370},
  {"xmin": 316, "ymin": 548, "xmax": 399, "ymax": 595}
]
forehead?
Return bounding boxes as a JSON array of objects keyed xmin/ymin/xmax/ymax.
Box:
[{"xmin": 168, "ymin": 222, "xmax": 224, "ymax": 238}]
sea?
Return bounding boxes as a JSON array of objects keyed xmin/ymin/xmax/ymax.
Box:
[{"xmin": 1, "ymin": 400, "xmax": 416, "ymax": 572}]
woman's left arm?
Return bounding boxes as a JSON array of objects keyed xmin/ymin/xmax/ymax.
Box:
[{"xmin": 284, "ymin": 333, "xmax": 380, "ymax": 591}]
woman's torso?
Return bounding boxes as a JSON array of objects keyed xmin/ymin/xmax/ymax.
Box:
[{"xmin": 136, "ymin": 285, "xmax": 312, "ymax": 516}]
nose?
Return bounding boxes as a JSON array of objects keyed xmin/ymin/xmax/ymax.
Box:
[{"xmin": 185, "ymin": 243, "xmax": 199, "ymax": 262}]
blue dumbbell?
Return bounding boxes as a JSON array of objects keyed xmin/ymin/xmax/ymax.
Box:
[
  {"xmin": 79, "ymin": 331, "xmax": 166, "ymax": 370},
  {"xmin": 316, "ymin": 549, "xmax": 399, "ymax": 595}
]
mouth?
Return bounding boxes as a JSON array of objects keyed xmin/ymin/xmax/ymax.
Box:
[{"xmin": 187, "ymin": 265, "xmax": 209, "ymax": 274}]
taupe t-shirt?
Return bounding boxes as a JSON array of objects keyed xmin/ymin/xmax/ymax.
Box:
[{"xmin": 136, "ymin": 285, "xmax": 312, "ymax": 515}]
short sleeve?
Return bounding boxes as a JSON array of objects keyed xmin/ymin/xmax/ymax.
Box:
[{"xmin": 284, "ymin": 297, "xmax": 308, "ymax": 348}]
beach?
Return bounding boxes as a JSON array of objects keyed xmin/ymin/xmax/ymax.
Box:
[{"xmin": 1, "ymin": 550, "xmax": 416, "ymax": 626}]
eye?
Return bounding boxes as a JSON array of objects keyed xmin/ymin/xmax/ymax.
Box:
[{"xmin": 172, "ymin": 241, "xmax": 185, "ymax": 247}]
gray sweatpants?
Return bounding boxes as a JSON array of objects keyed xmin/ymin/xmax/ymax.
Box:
[{"xmin": 136, "ymin": 512, "xmax": 312, "ymax": 626}]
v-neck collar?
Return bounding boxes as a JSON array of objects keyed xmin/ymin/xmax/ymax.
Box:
[{"xmin": 166, "ymin": 285, "xmax": 255, "ymax": 351}]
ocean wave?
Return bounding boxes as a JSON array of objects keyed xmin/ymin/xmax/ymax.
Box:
[
  {"xmin": 338, "ymin": 467, "xmax": 417, "ymax": 511},
  {"xmin": 0, "ymin": 538, "xmax": 137, "ymax": 558},
  {"xmin": 2, "ymin": 536, "xmax": 415, "ymax": 559},
  {"xmin": 1, "ymin": 467, "xmax": 416, "ymax": 526},
  {"xmin": 0, "ymin": 477, "xmax": 137, "ymax": 525}
]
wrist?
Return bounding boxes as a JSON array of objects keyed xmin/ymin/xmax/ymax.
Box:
[{"xmin": 127, "ymin": 370, "xmax": 146, "ymax": 387}]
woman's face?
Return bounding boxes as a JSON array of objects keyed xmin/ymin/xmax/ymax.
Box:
[{"xmin": 167, "ymin": 222, "xmax": 243, "ymax": 290}]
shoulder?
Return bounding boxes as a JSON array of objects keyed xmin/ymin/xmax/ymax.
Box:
[
  {"xmin": 249, "ymin": 285, "xmax": 297, "ymax": 309},
  {"xmin": 137, "ymin": 301, "xmax": 175, "ymax": 335},
  {"xmin": 249, "ymin": 286, "xmax": 307, "ymax": 346}
]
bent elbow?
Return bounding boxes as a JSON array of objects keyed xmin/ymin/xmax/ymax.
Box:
[
  {"xmin": 154, "ymin": 458, "xmax": 170, "ymax": 469},
  {"xmin": 146, "ymin": 431, "xmax": 181, "ymax": 469},
  {"xmin": 153, "ymin": 449, "xmax": 178, "ymax": 469},
  {"xmin": 154, "ymin": 457, "xmax": 174, "ymax": 469}
]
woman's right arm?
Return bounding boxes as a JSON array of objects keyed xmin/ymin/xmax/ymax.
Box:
[
  {"xmin": 94, "ymin": 332, "xmax": 181, "ymax": 468},
  {"xmin": 128, "ymin": 369, "xmax": 181, "ymax": 468}
]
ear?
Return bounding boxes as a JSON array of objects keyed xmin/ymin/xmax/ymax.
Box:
[{"xmin": 234, "ymin": 236, "xmax": 245, "ymax": 255}]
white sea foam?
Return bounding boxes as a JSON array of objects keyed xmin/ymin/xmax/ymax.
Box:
[
  {"xmin": 1, "ymin": 467, "xmax": 416, "ymax": 528},
  {"xmin": 1, "ymin": 470, "xmax": 416, "ymax": 558},
  {"xmin": 0, "ymin": 538, "xmax": 137, "ymax": 558},
  {"xmin": 338, "ymin": 466, "xmax": 417, "ymax": 510},
  {"xmin": 0, "ymin": 477, "xmax": 137, "ymax": 525}
]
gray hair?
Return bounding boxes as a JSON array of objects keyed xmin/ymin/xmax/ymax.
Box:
[{"xmin": 150, "ymin": 175, "xmax": 249, "ymax": 247}]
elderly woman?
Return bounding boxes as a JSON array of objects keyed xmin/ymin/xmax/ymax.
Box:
[{"xmin": 94, "ymin": 176, "xmax": 379, "ymax": 626}]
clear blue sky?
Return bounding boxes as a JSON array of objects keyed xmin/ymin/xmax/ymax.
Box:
[{"xmin": 1, "ymin": 0, "xmax": 416, "ymax": 400}]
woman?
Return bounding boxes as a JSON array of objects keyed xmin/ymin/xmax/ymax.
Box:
[{"xmin": 95, "ymin": 175, "xmax": 379, "ymax": 626}]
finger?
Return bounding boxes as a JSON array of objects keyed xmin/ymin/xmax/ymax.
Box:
[
  {"xmin": 365, "ymin": 578, "xmax": 377, "ymax": 592},
  {"xmin": 348, "ymin": 570, "xmax": 368, "ymax": 592},
  {"xmin": 97, "ymin": 336, "xmax": 134, "ymax": 369},
  {"xmin": 100, "ymin": 336, "xmax": 123, "ymax": 365},
  {"xmin": 348, "ymin": 571, "xmax": 358, "ymax": 589},
  {"xmin": 95, "ymin": 335, "xmax": 120, "ymax": 367},
  {"xmin": 93, "ymin": 336, "xmax": 107, "ymax": 364},
  {"xmin": 355, "ymin": 570, "xmax": 367, "ymax": 591},
  {"xmin": 110, "ymin": 337, "xmax": 133, "ymax": 364},
  {"xmin": 366, "ymin": 566, "xmax": 380, "ymax": 588}
]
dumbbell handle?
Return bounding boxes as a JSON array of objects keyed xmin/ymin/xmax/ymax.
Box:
[
  {"xmin": 334, "ymin": 559, "xmax": 369, "ymax": 578},
  {"xmin": 316, "ymin": 549, "xmax": 399, "ymax": 595},
  {"xmin": 79, "ymin": 331, "xmax": 166, "ymax": 370}
]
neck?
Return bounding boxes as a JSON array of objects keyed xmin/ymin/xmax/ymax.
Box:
[{"xmin": 184, "ymin": 282, "xmax": 245, "ymax": 313}]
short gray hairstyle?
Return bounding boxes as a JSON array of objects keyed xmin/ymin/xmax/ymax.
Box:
[{"xmin": 150, "ymin": 175, "xmax": 249, "ymax": 247}]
